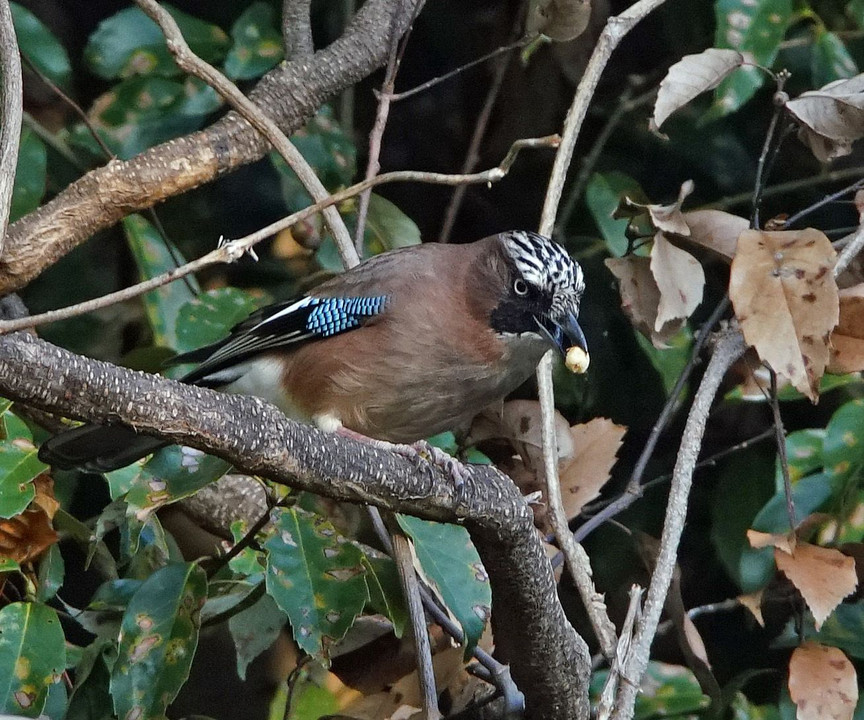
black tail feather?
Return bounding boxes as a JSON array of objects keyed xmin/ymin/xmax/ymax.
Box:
[{"xmin": 38, "ymin": 424, "xmax": 168, "ymax": 473}]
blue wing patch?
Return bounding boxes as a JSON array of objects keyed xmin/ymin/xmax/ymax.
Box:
[{"xmin": 306, "ymin": 296, "xmax": 388, "ymax": 337}]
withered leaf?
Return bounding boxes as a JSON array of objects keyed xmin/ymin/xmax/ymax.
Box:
[
  {"xmin": 651, "ymin": 232, "xmax": 705, "ymax": 331},
  {"xmin": 559, "ymin": 418, "xmax": 626, "ymax": 520},
  {"xmin": 526, "ymin": 0, "xmax": 591, "ymax": 41},
  {"xmin": 775, "ymin": 542, "xmax": 857, "ymax": 630},
  {"xmin": 682, "ymin": 209, "xmax": 749, "ymax": 262},
  {"xmin": 652, "ymin": 49, "xmax": 746, "ymax": 132},
  {"xmin": 606, "ymin": 255, "xmax": 686, "ymax": 347},
  {"xmin": 828, "ymin": 284, "xmax": 864, "ymax": 374},
  {"xmin": 787, "ymin": 74, "xmax": 864, "ymax": 162},
  {"xmin": 730, "ymin": 229, "xmax": 839, "ymax": 401},
  {"xmin": 789, "ymin": 642, "xmax": 857, "ymax": 720}
]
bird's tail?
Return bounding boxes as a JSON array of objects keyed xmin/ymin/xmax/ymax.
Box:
[{"xmin": 38, "ymin": 423, "xmax": 168, "ymax": 473}]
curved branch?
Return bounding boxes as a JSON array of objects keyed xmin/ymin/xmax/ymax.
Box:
[
  {"xmin": 0, "ymin": 0, "xmax": 423, "ymax": 294},
  {"xmin": 0, "ymin": 0, "xmax": 23, "ymax": 259},
  {"xmin": 0, "ymin": 330, "xmax": 589, "ymax": 720}
]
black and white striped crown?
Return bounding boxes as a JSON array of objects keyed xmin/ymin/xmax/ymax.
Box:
[{"xmin": 500, "ymin": 230, "xmax": 584, "ymax": 298}]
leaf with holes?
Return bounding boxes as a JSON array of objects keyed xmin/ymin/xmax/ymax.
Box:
[
  {"xmin": 110, "ymin": 563, "xmax": 206, "ymax": 720},
  {"xmin": 397, "ymin": 515, "xmax": 491, "ymax": 657},
  {"xmin": 730, "ymin": 229, "xmax": 839, "ymax": 401},
  {"xmin": 0, "ymin": 603, "xmax": 65, "ymax": 718},
  {"xmin": 264, "ymin": 507, "xmax": 367, "ymax": 661}
]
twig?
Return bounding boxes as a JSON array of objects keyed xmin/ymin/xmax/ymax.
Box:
[
  {"xmin": 387, "ymin": 517, "xmax": 441, "ymax": 720},
  {"xmin": 439, "ymin": 29, "xmax": 516, "ymax": 243},
  {"xmin": 0, "ymin": 136, "xmax": 557, "ymax": 336},
  {"xmin": 134, "ymin": 0, "xmax": 359, "ymax": 269},
  {"xmin": 610, "ymin": 329, "xmax": 747, "ymax": 720},
  {"xmin": 783, "ymin": 177, "xmax": 864, "ymax": 230},
  {"xmin": 537, "ymin": 353, "xmax": 617, "ymax": 660},
  {"xmin": 556, "ymin": 84, "xmax": 658, "ymax": 235},
  {"xmin": 282, "ymin": 0, "xmax": 313, "ymax": 60},
  {"xmin": 573, "ymin": 296, "xmax": 731, "ymax": 542},
  {"xmin": 380, "ymin": 38, "xmax": 529, "ymax": 103},
  {"xmin": 834, "ymin": 222, "xmax": 864, "ymax": 276},
  {"xmin": 0, "ymin": 0, "xmax": 23, "ymax": 259},
  {"xmin": 534, "ymin": 0, "xmax": 672, "ymax": 673},
  {"xmin": 769, "ymin": 368, "xmax": 797, "ymax": 530},
  {"xmin": 354, "ymin": 0, "xmax": 411, "ymax": 252},
  {"xmin": 750, "ymin": 74, "xmax": 789, "ymax": 229},
  {"xmin": 597, "ymin": 585, "xmax": 643, "ymax": 720}
]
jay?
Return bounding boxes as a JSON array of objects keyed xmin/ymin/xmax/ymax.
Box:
[{"xmin": 39, "ymin": 230, "xmax": 588, "ymax": 472}]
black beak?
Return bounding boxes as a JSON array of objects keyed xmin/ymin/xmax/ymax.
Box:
[{"xmin": 536, "ymin": 310, "xmax": 588, "ymax": 357}]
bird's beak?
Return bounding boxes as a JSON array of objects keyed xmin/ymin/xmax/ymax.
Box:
[{"xmin": 536, "ymin": 311, "xmax": 590, "ymax": 373}]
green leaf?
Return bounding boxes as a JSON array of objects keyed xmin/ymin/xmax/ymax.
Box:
[
  {"xmin": 822, "ymin": 399, "xmax": 864, "ymax": 484},
  {"xmin": 711, "ymin": 451, "xmax": 776, "ymax": 592},
  {"xmin": 811, "ymin": 30, "xmax": 859, "ymax": 88},
  {"xmin": 0, "ymin": 603, "xmax": 66, "ymax": 718},
  {"xmin": 174, "ymin": 287, "xmax": 265, "ymax": 356},
  {"xmin": 710, "ymin": 0, "xmax": 792, "ymax": 117},
  {"xmin": 1, "ymin": 402, "xmax": 33, "ymax": 442},
  {"xmin": 67, "ymin": 642, "xmax": 114, "ymax": 720},
  {"xmin": 363, "ymin": 194, "xmax": 422, "ymax": 253},
  {"xmin": 752, "ymin": 472, "xmax": 834, "ymax": 532},
  {"xmin": 0, "ymin": 439, "xmax": 46, "ymax": 518},
  {"xmin": 110, "ymin": 562, "xmax": 207, "ymax": 720},
  {"xmin": 264, "ymin": 507, "xmax": 368, "ymax": 661},
  {"xmin": 363, "ymin": 554, "xmax": 408, "ymax": 637},
  {"xmin": 11, "ymin": 3, "xmax": 72, "ymax": 90},
  {"xmin": 850, "ymin": 0, "xmax": 864, "ymax": 27},
  {"xmin": 228, "ymin": 592, "xmax": 287, "ymax": 680},
  {"xmin": 123, "ymin": 213, "xmax": 197, "ymax": 348},
  {"xmin": 85, "ymin": 4, "xmax": 229, "ymax": 79},
  {"xmin": 586, "ymin": 172, "xmax": 645, "ymax": 257},
  {"xmin": 779, "ymin": 429, "xmax": 825, "ymax": 488},
  {"xmin": 397, "ymin": 515, "xmax": 490, "ymax": 656},
  {"xmin": 635, "ymin": 326, "xmax": 693, "ymax": 397},
  {"xmin": 591, "ymin": 661, "xmax": 709, "ymax": 717},
  {"xmin": 224, "ymin": 2, "xmax": 284, "ymax": 80},
  {"xmin": 70, "ymin": 76, "xmax": 222, "ymax": 160},
  {"xmin": 10, "ymin": 127, "xmax": 47, "ymax": 224},
  {"xmin": 0, "ymin": 557, "xmax": 20, "ymax": 572},
  {"xmin": 36, "ymin": 543, "xmax": 64, "ymax": 602}
]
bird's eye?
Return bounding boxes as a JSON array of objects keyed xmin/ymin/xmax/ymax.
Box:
[{"xmin": 513, "ymin": 278, "xmax": 529, "ymax": 296}]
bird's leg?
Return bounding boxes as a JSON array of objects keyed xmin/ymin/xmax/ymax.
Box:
[{"xmin": 335, "ymin": 428, "xmax": 472, "ymax": 487}]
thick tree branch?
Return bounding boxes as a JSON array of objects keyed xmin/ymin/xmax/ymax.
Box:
[
  {"xmin": 0, "ymin": 330, "xmax": 589, "ymax": 720},
  {"xmin": 0, "ymin": 0, "xmax": 423, "ymax": 295},
  {"xmin": 0, "ymin": 0, "xmax": 22, "ymax": 260},
  {"xmin": 282, "ymin": 0, "xmax": 314, "ymax": 60}
]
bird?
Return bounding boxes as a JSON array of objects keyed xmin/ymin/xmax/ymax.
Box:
[{"xmin": 38, "ymin": 230, "xmax": 589, "ymax": 473}]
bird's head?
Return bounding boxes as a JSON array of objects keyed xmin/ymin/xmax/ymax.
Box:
[{"xmin": 490, "ymin": 230, "xmax": 589, "ymax": 373}]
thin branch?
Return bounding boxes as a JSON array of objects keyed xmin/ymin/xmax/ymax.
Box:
[
  {"xmin": 0, "ymin": 136, "xmax": 558, "ymax": 336},
  {"xmin": 834, "ymin": 221, "xmax": 864, "ymax": 276},
  {"xmin": 381, "ymin": 38, "xmax": 529, "ymax": 103},
  {"xmin": 537, "ymin": 352, "xmax": 617, "ymax": 660},
  {"xmin": 611, "ymin": 329, "xmax": 747, "ymax": 720},
  {"xmin": 0, "ymin": 0, "xmax": 23, "ymax": 259},
  {"xmin": 135, "ymin": 0, "xmax": 360, "ymax": 269},
  {"xmin": 783, "ymin": 177, "xmax": 864, "ymax": 230},
  {"xmin": 769, "ymin": 368, "xmax": 796, "ymax": 531},
  {"xmin": 282, "ymin": 0, "xmax": 313, "ymax": 60},
  {"xmin": 354, "ymin": 0, "xmax": 411, "ymax": 252},
  {"xmin": 573, "ymin": 296, "xmax": 731, "ymax": 542},
  {"xmin": 439, "ymin": 29, "xmax": 516, "ymax": 243},
  {"xmin": 533, "ymin": 0, "xmax": 672, "ymax": 677},
  {"xmin": 750, "ymin": 75, "xmax": 789, "ymax": 229}
]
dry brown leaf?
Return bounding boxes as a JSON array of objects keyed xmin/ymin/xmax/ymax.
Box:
[
  {"xmin": 626, "ymin": 180, "xmax": 694, "ymax": 235},
  {"xmin": 651, "ymin": 232, "xmax": 705, "ymax": 331},
  {"xmin": 775, "ymin": 542, "xmax": 857, "ymax": 629},
  {"xmin": 828, "ymin": 284, "xmax": 864, "ymax": 373},
  {"xmin": 747, "ymin": 529, "xmax": 796, "ymax": 554},
  {"xmin": 526, "ymin": 0, "xmax": 591, "ymax": 41},
  {"xmin": 738, "ymin": 590, "xmax": 765, "ymax": 627},
  {"xmin": 605, "ymin": 255, "xmax": 686, "ymax": 347},
  {"xmin": 0, "ymin": 475, "xmax": 59, "ymax": 564},
  {"xmin": 730, "ymin": 229, "xmax": 839, "ymax": 401},
  {"xmin": 559, "ymin": 418, "xmax": 626, "ymax": 520},
  {"xmin": 787, "ymin": 74, "xmax": 864, "ymax": 162},
  {"xmin": 652, "ymin": 49, "xmax": 746, "ymax": 132},
  {"xmin": 682, "ymin": 209, "xmax": 749, "ymax": 262},
  {"xmin": 788, "ymin": 642, "xmax": 858, "ymax": 720}
]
